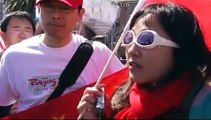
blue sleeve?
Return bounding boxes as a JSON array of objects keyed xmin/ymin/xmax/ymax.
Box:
[{"xmin": 189, "ymin": 83, "xmax": 211, "ymax": 119}]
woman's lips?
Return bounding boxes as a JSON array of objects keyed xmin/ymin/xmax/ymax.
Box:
[{"xmin": 128, "ymin": 61, "xmax": 142, "ymax": 69}]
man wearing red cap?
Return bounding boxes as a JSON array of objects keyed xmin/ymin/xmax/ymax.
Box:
[{"xmin": 0, "ymin": 0, "xmax": 124, "ymax": 114}]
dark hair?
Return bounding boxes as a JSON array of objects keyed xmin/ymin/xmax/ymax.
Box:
[
  {"xmin": 130, "ymin": 3, "xmax": 211, "ymax": 80},
  {"xmin": 111, "ymin": 3, "xmax": 211, "ymax": 113},
  {"xmin": 0, "ymin": 11, "xmax": 36, "ymax": 34}
]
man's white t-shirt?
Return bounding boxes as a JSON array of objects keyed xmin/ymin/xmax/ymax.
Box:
[{"xmin": 0, "ymin": 34, "xmax": 124, "ymax": 112}]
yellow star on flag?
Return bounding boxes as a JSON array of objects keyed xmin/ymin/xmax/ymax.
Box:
[{"xmin": 52, "ymin": 114, "xmax": 66, "ymax": 119}]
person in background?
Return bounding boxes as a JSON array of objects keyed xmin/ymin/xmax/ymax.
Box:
[
  {"xmin": 0, "ymin": 11, "xmax": 36, "ymax": 49},
  {"xmin": 0, "ymin": 10, "xmax": 36, "ymax": 118},
  {"xmin": 77, "ymin": 3, "xmax": 211, "ymax": 119},
  {"xmin": 0, "ymin": 0, "xmax": 124, "ymax": 115}
]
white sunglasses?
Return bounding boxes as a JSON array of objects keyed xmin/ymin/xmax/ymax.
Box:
[{"xmin": 122, "ymin": 30, "xmax": 180, "ymax": 49}]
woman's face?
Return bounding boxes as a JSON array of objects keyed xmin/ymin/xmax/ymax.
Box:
[{"xmin": 125, "ymin": 14, "xmax": 175, "ymax": 84}]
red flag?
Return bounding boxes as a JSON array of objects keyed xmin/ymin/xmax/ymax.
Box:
[
  {"xmin": 3, "ymin": 68, "xmax": 129, "ymax": 119},
  {"xmin": 144, "ymin": 0, "xmax": 211, "ymax": 50}
]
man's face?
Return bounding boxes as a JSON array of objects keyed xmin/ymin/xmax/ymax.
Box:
[
  {"xmin": 39, "ymin": 0, "xmax": 84, "ymax": 39},
  {"xmin": 1, "ymin": 17, "xmax": 34, "ymax": 47}
]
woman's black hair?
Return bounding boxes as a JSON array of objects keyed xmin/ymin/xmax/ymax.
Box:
[
  {"xmin": 130, "ymin": 3, "xmax": 211, "ymax": 81},
  {"xmin": 111, "ymin": 3, "xmax": 211, "ymax": 115}
]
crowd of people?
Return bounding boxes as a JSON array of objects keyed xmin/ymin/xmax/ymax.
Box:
[{"xmin": 0, "ymin": 0, "xmax": 211, "ymax": 119}]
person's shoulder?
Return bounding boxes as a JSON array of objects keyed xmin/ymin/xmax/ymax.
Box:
[
  {"xmin": 73, "ymin": 34, "xmax": 109, "ymax": 50},
  {"xmin": 2, "ymin": 34, "xmax": 42, "ymax": 57},
  {"xmin": 19, "ymin": 34, "xmax": 42, "ymax": 46},
  {"xmin": 189, "ymin": 81, "xmax": 211, "ymax": 119},
  {"xmin": 92, "ymin": 40, "xmax": 107, "ymax": 48},
  {"xmin": 8, "ymin": 34, "xmax": 42, "ymax": 49},
  {"xmin": 72, "ymin": 34, "xmax": 87, "ymax": 43},
  {"xmin": 192, "ymin": 81, "xmax": 211, "ymax": 105}
]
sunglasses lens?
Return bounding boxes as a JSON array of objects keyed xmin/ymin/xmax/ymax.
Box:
[
  {"xmin": 123, "ymin": 32, "xmax": 133, "ymax": 44},
  {"xmin": 137, "ymin": 32, "xmax": 154, "ymax": 45}
]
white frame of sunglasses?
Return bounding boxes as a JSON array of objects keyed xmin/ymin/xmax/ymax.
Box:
[{"xmin": 122, "ymin": 30, "xmax": 180, "ymax": 49}]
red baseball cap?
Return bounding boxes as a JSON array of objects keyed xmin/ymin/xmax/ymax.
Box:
[{"xmin": 36, "ymin": 0, "xmax": 83, "ymax": 8}]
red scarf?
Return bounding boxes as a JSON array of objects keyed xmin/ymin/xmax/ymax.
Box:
[{"xmin": 114, "ymin": 74, "xmax": 192, "ymax": 119}]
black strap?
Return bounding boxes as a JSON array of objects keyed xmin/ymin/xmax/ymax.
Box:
[{"xmin": 46, "ymin": 41, "xmax": 93, "ymax": 102}]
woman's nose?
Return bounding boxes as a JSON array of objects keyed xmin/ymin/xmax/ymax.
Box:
[{"xmin": 127, "ymin": 43, "xmax": 141, "ymax": 57}]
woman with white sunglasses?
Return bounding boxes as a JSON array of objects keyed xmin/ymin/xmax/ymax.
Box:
[{"xmin": 77, "ymin": 3, "xmax": 211, "ymax": 119}]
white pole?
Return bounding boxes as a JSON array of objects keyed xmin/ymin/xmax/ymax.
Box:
[{"xmin": 94, "ymin": 0, "xmax": 147, "ymax": 88}]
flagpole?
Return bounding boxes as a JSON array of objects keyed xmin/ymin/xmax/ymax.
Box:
[
  {"xmin": 77, "ymin": 0, "xmax": 147, "ymax": 119},
  {"xmin": 94, "ymin": 0, "xmax": 147, "ymax": 87}
]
